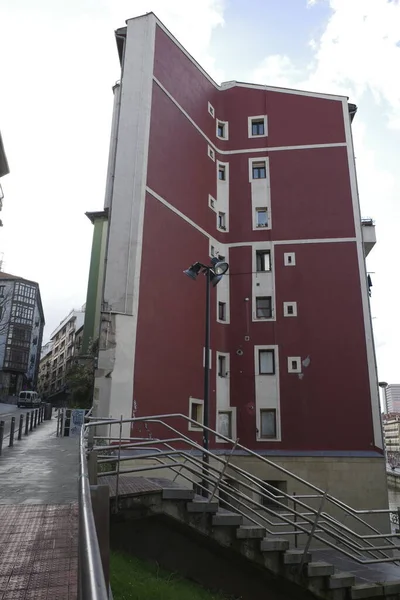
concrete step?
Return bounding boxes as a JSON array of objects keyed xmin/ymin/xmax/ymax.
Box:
[
  {"xmin": 187, "ymin": 500, "xmax": 219, "ymax": 513},
  {"xmin": 328, "ymin": 572, "xmax": 356, "ymax": 590},
  {"xmin": 307, "ymin": 561, "xmax": 335, "ymax": 577},
  {"xmin": 162, "ymin": 488, "xmax": 194, "ymax": 501},
  {"xmin": 212, "ymin": 511, "xmax": 243, "ymax": 527},
  {"xmin": 260, "ymin": 538, "xmax": 289, "ymax": 552},
  {"xmin": 350, "ymin": 583, "xmax": 384, "ymax": 599},
  {"xmin": 236, "ymin": 525, "xmax": 266, "ymax": 539},
  {"xmin": 283, "ymin": 549, "xmax": 312, "ymax": 565}
]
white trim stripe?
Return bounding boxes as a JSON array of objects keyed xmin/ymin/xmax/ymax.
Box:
[
  {"xmin": 153, "ymin": 77, "xmax": 346, "ymax": 156},
  {"xmin": 146, "ymin": 186, "xmax": 358, "ymax": 249}
]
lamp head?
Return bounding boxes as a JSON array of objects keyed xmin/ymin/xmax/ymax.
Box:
[{"xmin": 183, "ymin": 262, "xmax": 202, "ymax": 281}]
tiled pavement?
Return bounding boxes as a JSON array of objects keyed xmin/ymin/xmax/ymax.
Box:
[{"xmin": 0, "ymin": 418, "xmax": 79, "ymax": 599}]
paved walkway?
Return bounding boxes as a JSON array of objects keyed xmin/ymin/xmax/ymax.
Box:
[{"xmin": 0, "ymin": 417, "xmax": 79, "ymax": 599}]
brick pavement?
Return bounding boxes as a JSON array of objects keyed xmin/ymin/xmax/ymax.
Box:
[{"xmin": 0, "ymin": 418, "xmax": 79, "ymax": 599}]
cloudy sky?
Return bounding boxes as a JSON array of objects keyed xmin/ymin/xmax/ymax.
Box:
[{"xmin": 0, "ymin": 0, "xmax": 399, "ymax": 386}]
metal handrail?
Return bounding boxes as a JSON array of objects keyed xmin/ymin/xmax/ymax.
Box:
[
  {"xmin": 78, "ymin": 426, "xmax": 108, "ymax": 600},
  {"xmin": 85, "ymin": 413, "xmax": 398, "ymax": 565}
]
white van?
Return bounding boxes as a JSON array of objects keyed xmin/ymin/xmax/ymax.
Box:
[{"xmin": 17, "ymin": 391, "xmax": 41, "ymax": 408}]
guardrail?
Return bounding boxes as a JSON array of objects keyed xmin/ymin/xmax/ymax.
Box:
[
  {"xmin": 84, "ymin": 413, "xmax": 400, "ymax": 566},
  {"xmin": 78, "ymin": 424, "xmax": 108, "ymax": 600},
  {"xmin": 0, "ymin": 404, "xmax": 47, "ymax": 456}
]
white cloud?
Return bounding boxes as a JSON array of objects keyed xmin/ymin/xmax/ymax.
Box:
[{"xmin": 252, "ymin": 55, "xmax": 302, "ymax": 88}]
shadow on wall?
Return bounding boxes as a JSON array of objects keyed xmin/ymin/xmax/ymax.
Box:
[{"xmin": 110, "ymin": 514, "xmax": 315, "ymax": 600}]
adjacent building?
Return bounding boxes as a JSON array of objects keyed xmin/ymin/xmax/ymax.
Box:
[
  {"xmin": 384, "ymin": 385, "xmax": 400, "ymax": 414},
  {"xmin": 382, "ymin": 413, "xmax": 400, "ymax": 454},
  {"xmin": 90, "ymin": 13, "xmax": 386, "ymax": 511},
  {"xmin": 0, "ymin": 272, "xmax": 44, "ymax": 397},
  {"xmin": 39, "ymin": 308, "xmax": 85, "ymax": 402},
  {"xmin": 0, "ymin": 130, "xmax": 9, "ymax": 224}
]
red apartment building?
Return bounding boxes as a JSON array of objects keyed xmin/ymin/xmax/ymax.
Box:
[{"xmin": 95, "ymin": 13, "xmax": 386, "ymax": 509}]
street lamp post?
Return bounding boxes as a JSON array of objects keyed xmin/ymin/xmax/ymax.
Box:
[{"xmin": 184, "ymin": 257, "xmax": 229, "ymax": 497}]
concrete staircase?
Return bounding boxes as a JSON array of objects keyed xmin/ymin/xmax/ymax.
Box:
[{"xmin": 108, "ymin": 477, "xmax": 400, "ymax": 600}]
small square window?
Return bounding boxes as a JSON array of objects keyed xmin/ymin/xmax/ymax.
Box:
[
  {"xmin": 256, "ymin": 297, "xmax": 272, "ymax": 319},
  {"xmin": 208, "ymin": 146, "xmax": 215, "ymax": 161},
  {"xmin": 288, "ymin": 357, "xmax": 301, "ymax": 373},
  {"xmin": 217, "ymin": 411, "xmax": 232, "ymax": 439},
  {"xmin": 218, "ymin": 302, "xmax": 226, "ymax": 321},
  {"xmin": 283, "ymin": 302, "xmax": 297, "ymax": 317},
  {"xmin": 218, "ymin": 165, "xmax": 226, "ymax": 181},
  {"xmin": 260, "ymin": 409, "xmax": 276, "ymax": 438},
  {"xmin": 259, "ymin": 349, "xmax": 275, "ymax": 375},
  {"xmin": 218, "ymin": 212, "xmax": 226, "ymax": 230},
  {"xmin": 256, "ymin": 208, "xmax": 268, "ymax": 228},
  {"xmin": 217, "ymin": 120, "xmax": 228, "ymax": 139},
  {"xmin": 252, "ymin": 119, "xmax": 265, "ymax": 136},
  {"xmin": 208, "ymin": 102, "xmax": 215, "ymax": 118},
  {"xmin": 284, "ymin": 252, "xmax": 296, "ymax": 266},
  {"xmin": 252, "ymin": 162, "xmax": 266, "ymax": 179},
  {"xmin": 218, "ymin": 355, "xmax": 227, "ymax": 377},
  {"xmin": 189, "ymin": 398, "xmax": 204, "ymax": 430},
  {"xmin": 209, "ymin": 195, "xmax": 216, "ymax": 211},
  {"xmin": 256, "ymin": 250, "xmax": 271, "ymax": 272}
]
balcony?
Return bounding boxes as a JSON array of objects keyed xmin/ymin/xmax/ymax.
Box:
[{"xmin": 362, "ymin": 218, "xmax": 376, "ymax": 257}]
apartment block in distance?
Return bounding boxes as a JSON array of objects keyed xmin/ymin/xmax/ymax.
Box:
[
  {"xmin": 0, "ymin": 272, "xmax": 44, "ymax": 397},
  {"xmin": 41, "ymin": 308, "xmax": 85, "ymax": 403},
  {"xmin": 93, "ymin": 13, "xmax": 385, "ymax": 513}
]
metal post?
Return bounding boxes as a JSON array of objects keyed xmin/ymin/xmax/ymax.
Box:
[
  {"xmin": 293, "ymin": 492, "xmax": 298, "ymax": 549},
  {"xmin": 37, "ymin": 408, "xmax": 40, "ymax": 426},
  {"xmin": 18, "ymin": 414, "xmax": 23, "ymax": 440},
  {"xmin": 30, "ymin": 410, "xmax": 34, "ymax": 431},
  {"xmin": 56, "ymin": 409, "xmax": 60, "ymax": 436},
  {"xmin": 25, "ymin": 412, "xmax": 30, "ymax": 436},
  {"xmin": 34, "ymin": 410, "xmax": 37, "ymax": 428},
  {"xmin": 114, "ymin": 416, "xmax": 123, "ymax": 513},
  {"xmin": 209, "ymin": 439, "xmax": 238, "ymax": 502},
  {"xmin": 299, "ymin": 490, "xmax": 328, "ymax": 572},
  {"xmin": 9, "ymin": 417, "xmax": 15, "ymax": 447},
  {"xmin": 396, "ymin": 506, "xmax": 400, "ymax": 535},
  {"xmin": 0, "ymin": 420, "xmax": 4, "ymax": 455},
  {"xmin": 201, "ymin": 267, "xmax": 211, "ymax": 497}
]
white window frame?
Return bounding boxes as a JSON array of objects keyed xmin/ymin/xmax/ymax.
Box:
[
  {"xmin": 208, "ymin": 145, "xmax": 215, "ymax": 161},
  {"xmin": 284, "ymin": 252, "xmax": 296, "ymax": 266},
  {"xmin": 208, "ymin": 194, "xmax": 216, "ymax": 212},
  {"xmin": 283, "ymin": 302, "xmax": 297, "ymax": 317},
  {"xmin": 217, "ymin": 161, "xmax": 228, "ymax": 182},
  {"xmin": 189, "ymin": 398, "xmax": 204, "ymax": 431},
  {"xmin": 216, "ymin": 119, "xmax": 229, "ymax": 140},
  {"xmin": 217, "ymin": 301, "xmax": 227, "ymax": 324},
  {"xmin": 288, "ymin": 357, "xmax": 301, "ymax": 374},
  {"xmin": 208, "ymin": 102, "xmax": 215, "ymax": 118},
  {"xmin": 216, "ymin": 407, "xmax": 237, "ymax": 443},
  {"xmin": 248, "ymin": 115, "xmax": 268, "ymax": 138},
  {"xmin": 248, "ymin": 156, "xmax": 269, "ymax": 183},
  {"xmin": 217, "ymin": 211, "xmax": 227, "ymax": 231},
  {"xmin": 218, "ymin": 354, "xmax": 228, "ymax": 377},
  {"xmin": 259, "ymin": 408, "xmax": 277, "ymax": 439},
  {"xmin": 255, "ymin": 207, "xmax": 268, "ymax": 229}
]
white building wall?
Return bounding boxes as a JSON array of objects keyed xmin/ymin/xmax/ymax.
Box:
[{"xmin": 254, "ymin": 344, "xmax": 281, "ymax": 441}]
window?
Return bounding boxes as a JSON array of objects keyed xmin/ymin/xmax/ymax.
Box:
[
  {"xmin": 284, "ymin": 252, "xmax": 296, "ymax": 266},
  {"xmin": 217, "ymin": 121, "xmax": 225, "ymax": 138},
  {"xmin": 209, "ymin": 195, "xmax": 216, "ymax": 211},
  {"xmin": 260, "ymin": 480, "xmax": 287, "ymax": 509},
  {"xmin": 218, "ymin": 302, "xmax": 226, "ymax": 321},
  {"xmin": 208, "ymin": 146, "xmax": 215, "ymax": 161},
  {"xmin": 0, "ymin": 285, "xmax": 4, "ymax": 298},
  {"xmin": 256, "ymin": 208, "xmax": 268, "ymax": 228},
  {"xmin": 208, "ymin": 102, "xmax": 215, "ymax": 118},
  {"xmin": 283, "ymin": 302, "xmax": 297, "ymax": 317},
  {"xmin": 189, "ymin": 398, "xmax": 204, "ymax": 430},
  {"xmin": 252, "ymin": 162, "xmax": 266, "ymax": 179},
  {"xmin": 218, "ymin": 355, "xmax": 227, "ymax": 377},
  {"xmin": 288, "ymin": 357, "xmax": 301, "ymax": 373},
  {"xmin": 252, "ymin": 119, "xmax": 265, "ymax": 136},
  {"xmin": 217, "ymin": 411, "xmax": 232, "ymax": 439},
  {"xmin": 218, "ymin": 212, "xmax": 226, "ymax": 230},
  {"xmin": 218, "ymin": 165, "xmax": 226, "ymax": 181},
  {"xmin": 256, "ymin": 250, "xmax": 271, "ymax": 272},
  {"xmin": 256, "ymin": 297, "xmax": 272, "ymax": 319},
  {"xmin": 260, "ymin": 409, "xmax": 277, "ymax": 438},
  {"xmin": 259, "ymin": 349, "xmax": 275, "ymax": 374}
]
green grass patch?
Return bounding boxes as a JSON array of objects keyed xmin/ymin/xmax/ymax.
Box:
[{"xmin": 110, "ymin": 550, "xmax": 231, "ymax": 600}]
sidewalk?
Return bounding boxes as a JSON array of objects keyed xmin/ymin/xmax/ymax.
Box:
[{"xmin": 0, "ymin": 418, "xmax": 79, "ymax": 599}]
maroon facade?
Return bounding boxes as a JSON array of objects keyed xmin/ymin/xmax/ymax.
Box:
[{"xmin": 132, "ymin": 24, "xmax": 378, "ymax": 455}]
